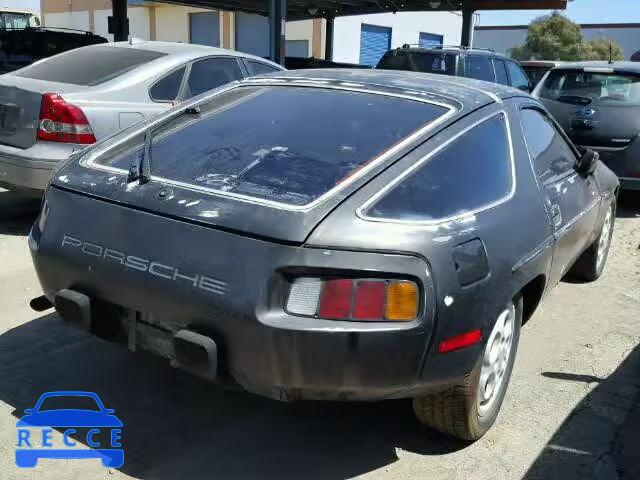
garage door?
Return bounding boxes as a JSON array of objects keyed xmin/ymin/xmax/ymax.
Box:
[
  {"xmin": 236, "ymin": 13, "xmax": 269, "ymax": 57},
  {"xmin": 286, "ymin": 40, "xmax": 309, "ymax": 58},
  {"xmin": 359, "ymin": 24, "xmax": 391, "ymax": 67},
  {"xmin": 419, "ymin": 32, "xmax": 443, "ymax": 48},
  {"xmin": 189, "ymin": 12, "xmax": 220, "ymax": 47}
]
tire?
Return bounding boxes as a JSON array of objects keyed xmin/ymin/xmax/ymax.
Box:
[
  {"xmin": 413, "ymin": 295, "xmax": 522, "ymax": 441},
  {"xmin": 570, "ymin": 201, "xmax": 616, "ymax": 282}
]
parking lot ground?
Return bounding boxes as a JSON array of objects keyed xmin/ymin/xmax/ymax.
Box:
[{"xmin": 0, "ymin": 188, "xmax": 638, "ymax": 480}]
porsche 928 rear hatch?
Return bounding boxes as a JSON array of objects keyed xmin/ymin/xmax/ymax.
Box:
[{"xmin": 50, "ymin": 80, "xmax": 458, "ymax": 243}]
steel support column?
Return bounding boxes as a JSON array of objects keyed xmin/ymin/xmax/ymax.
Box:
[
  {"xmin": 325, "ymin": 16, "xmax": 334, "ymax": 60},
  {"xmin": 461, "ymin": 2, "xmax": 475, "ymax": 47},
  {"xmin": 269, "ymin": 0, "xmax": 286, "ymax": 64},
  {"xmin": 109, "ymin": 0, "xmax": 129, "ymax": 41}
]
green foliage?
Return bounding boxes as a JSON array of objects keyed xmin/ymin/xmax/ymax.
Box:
[
  {"xmin": 509, "ymin": 12, "xmax": 625, "ymax": 61},
  {"xmin": 584, "ymin": 37, "xmax": 625, "ymax": 61}
]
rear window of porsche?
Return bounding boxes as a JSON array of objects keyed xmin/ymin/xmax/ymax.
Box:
[{"xmin": 94, "ymin": 86, "xmax": 451, "ymax": 206}]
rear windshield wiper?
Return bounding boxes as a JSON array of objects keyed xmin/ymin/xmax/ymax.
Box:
[
  {"xmin": 127, "ymin": 105, "xmax": 201, "ymax": 184},
  {"xmin": 127, "ymin": 130, "xmax": 151, "ymax": 184},
  {"xmin": 556, "ymin": 95, "xmax": 593, "ymax": 106}
]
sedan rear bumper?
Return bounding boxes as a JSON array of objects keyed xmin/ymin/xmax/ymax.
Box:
[{"xmin": 0, "ymin": 142, "xmax": 82, "ymax": 192}]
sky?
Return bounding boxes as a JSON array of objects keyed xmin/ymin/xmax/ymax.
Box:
[
  {"xmin": 477, "ymin": 0, "xmax": 638, "ymax": 26},
  {"xmin": 5, "ymin": 0, "xmax": 637, "ymax": 25}
]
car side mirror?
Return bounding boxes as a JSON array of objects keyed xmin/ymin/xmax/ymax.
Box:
[
  {"xmin": 105, "ymin": 409, "xmax": 115, "ymax": 414},
  {"xmin": 23, "ymin": 409, "xmax": 33, "ymax": 415},
  {"xmin": 576, "ymin": 148, "xmax": 599, "ymax": 176}
]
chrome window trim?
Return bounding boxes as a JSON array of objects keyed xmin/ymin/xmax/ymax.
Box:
[
  {"xmin": 356, "ymin": 109, "xmax": 516, "ymax": 226},
  {"xmin": 79, "ymin": 82, "xmax": 459, "ymax": 212}
]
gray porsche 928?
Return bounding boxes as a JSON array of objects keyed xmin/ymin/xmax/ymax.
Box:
[{"xmin": 29, "ymin": 69, "xmax": 619, "ymax": 441}]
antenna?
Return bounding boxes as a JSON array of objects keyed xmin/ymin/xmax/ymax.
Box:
[{"xmin": 609, "ymin": 42, "xmax": 613, "ymax": 64}]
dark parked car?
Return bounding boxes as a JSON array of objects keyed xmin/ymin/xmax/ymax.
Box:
[
  {"xmin": 535, "ymin": 62, "xmax": 640, "ymax": 190},
  {"xmin": 284, "ymin": 56, "xmax": 371, "ymax": 70},
  {"xmin": 520, "ymin": 60, "xmax": 565, "ymax": 87},
  {"xmin": 377, "ymin": 45, "xmax": 533, "ymax": 91},
  {"xmin": 0, "ymin": 26, "xmax": 106, "ymax": 74},
  {"xmin": 29, "ymin": 69, "xmax": 618, "ymax": 441}
]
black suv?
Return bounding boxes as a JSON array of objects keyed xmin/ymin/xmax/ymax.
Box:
[{"xmin": 377, "ymin": 45, "xmax": 532, "ymax": 92}]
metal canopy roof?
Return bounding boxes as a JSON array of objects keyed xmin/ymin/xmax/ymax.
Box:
[{"xmin": 154, "ymin": 0, "xmax": 568, "ymax": 21}]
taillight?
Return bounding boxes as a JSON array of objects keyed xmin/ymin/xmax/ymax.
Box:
[
  {"xmin": 286, "ymin": 277, "xmax": 419, "ymax": 322},
  {"xmin": 37, "ymin": 93, "xmax": 96, "ymax": 144}
]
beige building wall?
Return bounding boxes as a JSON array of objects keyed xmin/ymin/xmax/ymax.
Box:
[{"xmin": 42, "ymin": 0, "xmax": 320, "ymax": 55}]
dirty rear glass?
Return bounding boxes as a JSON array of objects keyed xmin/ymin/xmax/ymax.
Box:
[
  {"xmin": 377, "ymin": 51, "xmax": 457, "ymax": 75},
  {"xmin": 14, "ymin": 46, "xmax": 166, "ymax": 86},
  {"xmin": 95, "ymin": 86, "xmax": 449, "ymax": 206}
]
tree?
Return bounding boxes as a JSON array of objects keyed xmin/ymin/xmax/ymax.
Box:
[
  {"xmin": 584, "ymin": 37, "xmax": 624, "ymax": 61},
  {"xmin": 509, "ymin": 12, "xmax": 624, "ymax": 61}
]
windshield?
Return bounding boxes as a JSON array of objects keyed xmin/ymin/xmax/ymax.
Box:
[
  {"xmin": 95, "ymin": 86, "xmax": 450, "ymax": 206},
  {"xmin": 377, "ymin": 51, "xmax": 457, "ymax": 75},
  {"xmin": 38, "ymin": 395, "xmax": 101, "ymax": 412},
  {"xmin": 538, "ymin": 69, "xmax": 640, "ymax": 106},
  {"xmin": 0, "ymin": 12, "xmax": 32, "ymax": 29}
]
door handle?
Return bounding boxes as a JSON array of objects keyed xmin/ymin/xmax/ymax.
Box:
[{"xmin": 550, "ymin": 204, "xmax": 562, "ymax": 227}]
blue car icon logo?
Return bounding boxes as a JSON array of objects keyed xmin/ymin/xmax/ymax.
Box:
[{"xmin": 15, "ymin": 391, "xmax": 123, "ymax": 468}]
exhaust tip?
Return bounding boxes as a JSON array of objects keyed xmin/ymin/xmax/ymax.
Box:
[{"xmin": 30, "ymin": 295, "xmax": 53, "ymax": 312}]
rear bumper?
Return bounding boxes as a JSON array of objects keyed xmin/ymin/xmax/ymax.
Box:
[
  {"xmin": 29, "ymin": 187, "xmax": 480, "ymax": 401},
  {"xmin": 593, "ymin": 146, "xmax": 640, "ymax": 190},
  {"xmin": 619, "ymin": 177, "xmax": 640, "ymax": 191},
  {"xmin": 0, "ymin": 142, "xmax": 82, "ymax": 192}
]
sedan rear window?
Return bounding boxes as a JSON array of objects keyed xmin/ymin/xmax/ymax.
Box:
[
  {"xmin": 14, "ymin": 46, "xmax": 166, "ymax": 86},
  {"xmin": 96, "ymin": 86, "xmax": 450, "ymax": 206},
  {"xmin": 377, "ymin": 51, "xmax": 457, "ymax": 75},
  {"xmin": 538, "ymin": 69, "xmax": 640, "ymax": 106}
]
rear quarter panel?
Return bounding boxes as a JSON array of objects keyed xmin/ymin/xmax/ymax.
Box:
[{"xmin": 307, "ymin": 100, "xmax": 554, "ymax": 378}]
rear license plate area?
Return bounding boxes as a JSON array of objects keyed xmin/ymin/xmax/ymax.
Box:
[{"xmin": 0, "ymin": 103, "xmax": 20, "ymax": 134}]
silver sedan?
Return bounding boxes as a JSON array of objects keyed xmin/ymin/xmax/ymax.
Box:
[{"xmin": 0, "ymin": 40, "xmax": 283, "ymax": 193}]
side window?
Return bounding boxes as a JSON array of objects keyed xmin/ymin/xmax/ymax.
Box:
[
  {"xmin": 464, "ymin": 55, "xmax": 495, "ymax": 83},
  {"xmin": 245, "ymin": 60, "xmax": 280, "ymax": 76},
  {"xmin": 149, "ymin": 66, "xmax": 186, "ymax": 102},
  {"xmin": 185, "ymin": 57, "xmax": 243, "ymax": 98},
  {"xmin": 493, "ymin": 59, "xmax": 509, "ymax": 86},
  {"xmin": 520, "ymin": 108, "xmax": 577, "ymax": 183},
  {"xmin": 507, "ymin": 62, "xmax": 530, "ymax": 91},
  {"xmin": 365, "ymin": 114, "xmax": 512, "ymax": 222}
]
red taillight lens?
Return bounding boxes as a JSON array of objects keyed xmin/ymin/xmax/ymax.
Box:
[
  {"xmin": 319, "ymin": 279, "xmax": 353, "ymax": 319},
  {"xmin": 37, "ymin": 93, "xmax": 96, "ymax": 144},
  {"xmin": 286, "ymin": 277, "xmax": 418, "ymax": 322},
  {"xmin": 352, "ymin": 281, "xmax": 385, "ymax": 320}
]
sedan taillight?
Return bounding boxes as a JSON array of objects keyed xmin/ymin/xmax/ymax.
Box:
[
  {"xmin": 37, "ymin": 93, "xmax": 96, "ymax": 144},
  {"xmin": 285, "ymin": 277, "xmax": 419, "ymax": 322}
]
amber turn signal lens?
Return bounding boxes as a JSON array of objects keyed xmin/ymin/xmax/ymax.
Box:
[{"xmin": 385, "ymin": 281, "xmax": 418, "ymax": 321}]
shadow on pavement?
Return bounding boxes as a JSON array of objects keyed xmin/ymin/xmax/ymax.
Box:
[
  {"xmin": 0, "ymin": 189, "xmax": 40, "ymax": 236},
  {"xmin": 523, "ymin": 345, "xmax": 640, "ymax": 480},
  {"xmin": 0, "ymin": 314, "xmax": 467, "ymax": 479}
]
